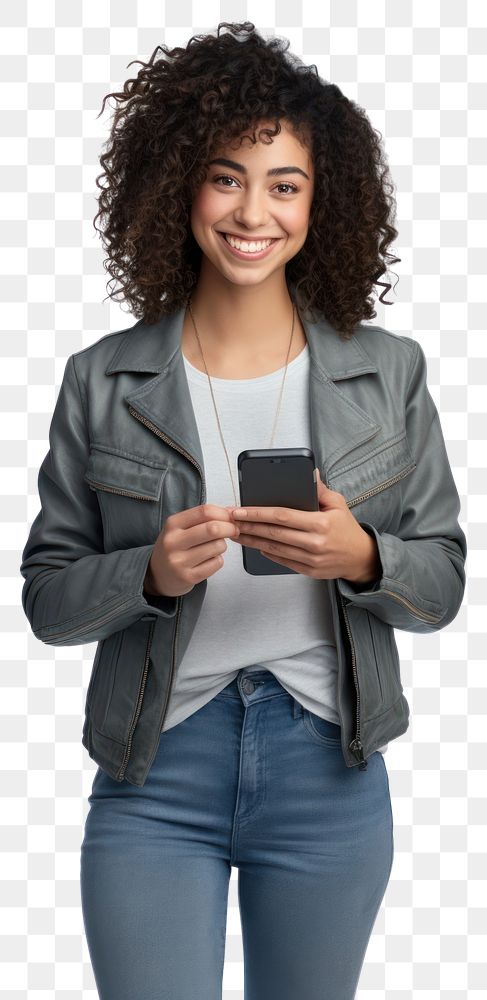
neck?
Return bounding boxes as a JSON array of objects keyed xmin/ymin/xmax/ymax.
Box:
[{"xmin": 186, "ymin": 268, "xmax": 298, "ymax": 358}]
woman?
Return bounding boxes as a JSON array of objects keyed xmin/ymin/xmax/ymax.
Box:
[{"xmin": 20, "ymin": 22, "xmax": 467, "ymax": 1000}]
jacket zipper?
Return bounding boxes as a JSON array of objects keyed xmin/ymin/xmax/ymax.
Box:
[
  {"xmin": 338, "ymin": 591, "xmax": 368, "ymax": 770},
  {"xmin": 36, "ymin": 595, "xmax": 137, "ymax": 643},
  {"xmin": 87, "ymin": 480, "xmax": 157, "ymax": 502},
  {"xmin": 128, "ymin": 406, "xmax": 205, "ymax": 479},
  {"xmin": 379, "ymin": 588, "xmax": 443, "ymax": 623},
  {"xmin": 117, "ymin": 616, "xmax": 157, "ymax": 781},
  {"xmin": 347, "ymin": 461, "xmax": 416, "ymax": 508},
  {"xmin": 118, "ymin": 404, "xmax": 206, "ymax": 779}
]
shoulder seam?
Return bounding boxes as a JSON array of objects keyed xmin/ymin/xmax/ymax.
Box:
[
  {"xmin": 404, "ymin": 339, "xmax": 421, "ymax": 399},
  {"xmin": 70, "ymin": 353, "xmax": 89, "ymax": 427}
]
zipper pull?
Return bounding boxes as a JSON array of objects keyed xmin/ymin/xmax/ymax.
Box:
[{"xmin": 349, "ymin": 736, "xmax": 368, "ymax": 769}]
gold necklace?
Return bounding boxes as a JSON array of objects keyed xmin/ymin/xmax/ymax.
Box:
[{"xmin": 186, "ymin": 297, "xmax": 296, "ymax": 507}]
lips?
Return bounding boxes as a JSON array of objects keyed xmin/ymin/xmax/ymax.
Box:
[
  {"xmin": 217, "ymin": 231, "xmax": 281, "ymax": 260},
  {"xmin": 220, "ymin": 232, "xmax": 279, "ymax": 243}
]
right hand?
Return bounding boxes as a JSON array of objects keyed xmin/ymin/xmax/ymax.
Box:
[{"xmin": 144, "ymin": 503, "xmax": 241, "ymax": 598}]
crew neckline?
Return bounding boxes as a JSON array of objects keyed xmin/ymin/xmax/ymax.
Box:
[{"xmin": 182, "ymin": 342, "xmax": 309, "ymax": 387}]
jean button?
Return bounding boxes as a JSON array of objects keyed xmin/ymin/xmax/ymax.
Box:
[{"xmin": 242, "ymin": 679, "xmax": 255, "ymax": 695}]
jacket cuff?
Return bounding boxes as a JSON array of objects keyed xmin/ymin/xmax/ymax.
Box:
[
  {"xmin": 138, "ymin": 544, "xmax": 178, "ymax": 618},
  {"xmin": 335, "ymin": 521, "xmax": 449, "ymax": 634}
]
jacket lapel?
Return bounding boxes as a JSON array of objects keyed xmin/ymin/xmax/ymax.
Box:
[{"xmin": 104, "ymin": 304, "xmax": 381, "ymax": 483}]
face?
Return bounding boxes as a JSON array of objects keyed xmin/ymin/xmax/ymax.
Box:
[{"xmin": 189, "ymin": 120, "xmax": 314, "ymax": 287}]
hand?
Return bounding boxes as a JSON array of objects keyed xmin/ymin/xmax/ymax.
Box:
[
  {"xmin": 230, "ymin": 468, "xmax": 382, "ymax": 585},
  {"xmin": 145, "ymin": 503, "xmax": 241, "ymax": 598}
]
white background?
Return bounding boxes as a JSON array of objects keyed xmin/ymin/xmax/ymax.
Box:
[{"xmin": 4, "ymin": 1, "xmax": 484, "ymax": 997}]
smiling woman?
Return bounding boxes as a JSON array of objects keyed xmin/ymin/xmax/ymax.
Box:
[
  {"xmin": 19, "ymin": 18, "xmax": 466, "ymax": 1000},
  {"xmin": 92, "ymin": 20, "xmax": 401, "ymax": 340},
  {"xmin": 179, "ymin": 112, "xmax": 316, "ymax": 365}
]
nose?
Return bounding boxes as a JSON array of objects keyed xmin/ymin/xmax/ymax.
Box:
[{"xmin": 233, "ymin": 194, "xmax": 274, "ymax": 232}]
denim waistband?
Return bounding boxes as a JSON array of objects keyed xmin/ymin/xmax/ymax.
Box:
[{"xmin": 215, "ymin": 668, "xmax": 302, "ymax": 717}]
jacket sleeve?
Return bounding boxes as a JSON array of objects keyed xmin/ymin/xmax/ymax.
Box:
[
  {"xmin": 336, "ymin": 339, "xmax": 467, "ymax": 634},
  {"xmin": 20, "ymin": 353, "xmax": 178, "ymax": 647}
]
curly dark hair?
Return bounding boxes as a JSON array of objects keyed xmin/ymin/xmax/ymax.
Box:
[{"xmin": 93, "ymin": 21, "xmax": 400, "ymax": 341}]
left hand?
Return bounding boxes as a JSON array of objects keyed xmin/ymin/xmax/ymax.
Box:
[{"xmin": 230, "ymin": 468, "xmax": 382, "ymax": 584}]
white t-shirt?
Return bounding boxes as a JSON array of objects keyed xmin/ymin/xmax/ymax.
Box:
[{"xmin": 160, "ymin": 344, "xmax": 388, "ymax": 755}]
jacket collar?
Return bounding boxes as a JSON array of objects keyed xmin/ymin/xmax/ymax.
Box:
[
  {"xmin": 105, "ymin": 303, "xmax": 377, "ymax": 382},
  {"xmin": 104, "ymin": 304, "xmax": 381, "ymax": 482}
]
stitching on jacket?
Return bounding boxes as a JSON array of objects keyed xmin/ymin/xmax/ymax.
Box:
[
  {"xmin": 380, "ymin": 575, "xmax": 445, "ymax": 615},
  {"xmin": 71, "ymin": 353, "xmax": 90, "ymax": 430},
  {"xmin": 89, "ymin": 442, "xmax": 170, "ymax": 469},
  {"xmin": 363, "ymin": 691, "xmax": 405, "ymax": 724},
  {"xmin": 404, "ymin": 339, "xmax": 421, "ymax": 400},
  {"xmin": 35, "ymin": 593, "xmax": 137, "ymax": 636},
  {"xmin": 91, "ymin": 721, "xmax": 128, "ymax": 747},
  {"xmin": 331, "ymin": 430, "xmax": 411, "ymax": 478}
]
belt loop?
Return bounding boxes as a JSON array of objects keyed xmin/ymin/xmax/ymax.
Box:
[{"xmin": 293, "ymin": 698, "xmax": 303, "ymax": 719}]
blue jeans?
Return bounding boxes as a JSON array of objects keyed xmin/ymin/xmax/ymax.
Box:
[{"xmin": 80, "ymin": 668, "xmax": 394, "ymax": 1000}]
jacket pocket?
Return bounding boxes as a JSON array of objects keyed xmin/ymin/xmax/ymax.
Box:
[
  {"xmin": 327, "ymin": 431, "xmax": 416, "ymax": 532},
  {"xmin": 366, "ymin": 614, "xmax": 404, "ymax": 721},
  {"xmin": 88, "ymin": 628, "xmax": 124, "ymax": 734},
  {"xmin": 84, "ymin": 447, "xmax": 168, "ymax": 551},
  {"xmin": 366, "ymin": 611, "xmax": 383, "ymax": 703},
  {"xmin": 91, "ymin": 617, "xmax": 154, "ymax": 746}
]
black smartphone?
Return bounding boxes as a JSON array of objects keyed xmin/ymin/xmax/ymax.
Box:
[{"xmin": 237, "ymin": 448, "xmax": 319, "ymax": 575}]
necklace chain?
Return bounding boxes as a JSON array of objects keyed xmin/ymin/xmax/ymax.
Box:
[{"xmin": 186, "ymin": 297, "xmax": 296, "ymax": 507}]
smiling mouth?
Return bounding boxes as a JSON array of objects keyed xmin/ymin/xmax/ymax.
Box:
[
  {"xmin": 217, "ymin": 231, "xmax": 282, "ymax": 256},
  {"xmin": 220, "ymin": 232, "xmax": 281, "ymax": 241}
]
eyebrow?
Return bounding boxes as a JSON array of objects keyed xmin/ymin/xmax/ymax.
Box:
[{"xmin": 208, "ymin": 157, "xmax": 310, "ymax": 181}]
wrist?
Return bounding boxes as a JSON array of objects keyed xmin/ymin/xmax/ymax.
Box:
[{"xmin": 348, "ymin": 528, "xmax": 382, "ymax": 586}]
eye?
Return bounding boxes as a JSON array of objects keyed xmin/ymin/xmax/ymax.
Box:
[
  {"xmin": 274, "ymin": 182, "xmax": 299, "ymax": 194},
  {"xmin": 212, "ymin": 174, "xmax": 298, "ymax": 195},
  {"xmin": 213, "ymin": 175, "xmax": 238, "ymax": 188}
]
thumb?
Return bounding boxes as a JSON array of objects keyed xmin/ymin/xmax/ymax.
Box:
[{"xmin": 315, "ymin": 467, "xmax": 342, "ymax": 507}]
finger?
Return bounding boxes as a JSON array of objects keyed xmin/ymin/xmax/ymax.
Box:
[
  {"xmin": 236, "ymin": 522, "xmax": 320, "ymax": 553},
  {"xmin": 236, "ymin": 534, "xmax": 315, "ymax": 566},
  {"xmin": 232, "ymin": 506, "xmax": 314, "ymax": 528},
  {"xmin": 178, "ymin": 503, "xmax": 236, "ymax": 528}
]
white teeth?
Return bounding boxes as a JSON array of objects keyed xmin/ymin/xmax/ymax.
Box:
[{"xmin": 224, "ymin": 233, "xmax": 274, "ymax": 252}]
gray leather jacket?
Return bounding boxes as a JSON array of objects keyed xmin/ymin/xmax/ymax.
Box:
[{"xmin": 20, "ymin": 306, "xmax": 467, "ymax": 786}]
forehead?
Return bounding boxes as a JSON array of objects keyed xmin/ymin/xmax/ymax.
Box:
[{"xmin": 212, "ymin": 121, "xmax": 313, "ymax": 169}]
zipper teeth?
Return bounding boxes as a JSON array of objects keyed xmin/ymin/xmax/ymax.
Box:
[
  {"xmin": 380, "ymin": 588, "xmax": 443, "ymax": 623},
  {"xmin": 128, "ymin": 406, "xmax": 203, "ymax": 477},
  {"xmin": 338, "ymin": 591, "xmax": 362, "ymax": 756},
  {"xmin": 36, "ymin": 595, "xmax": 136, "ymax": 643},
  {"xmin": 129, "ymin": 400, "xmax": 204, "ymax": 738},
  {"xmin": 118, "ymin": 618, "xmax": 156, "ymax": 781},
  {"xmin": 87, "ymin": 479, "xmax": 156, "ymax": 502},
  {"xmin": 120, "ymin": 404, "xmax": 207, "ymax": 780},
  {"xmin": 347, "ymin": 462, "xmax": 416, "ymax": 508}
]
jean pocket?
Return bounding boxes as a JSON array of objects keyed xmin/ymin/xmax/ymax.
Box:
[{"xmin": 301, "ymin": 708, "xmax": 342, "ymax": 748}]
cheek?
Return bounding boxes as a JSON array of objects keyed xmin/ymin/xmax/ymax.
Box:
[
  {"xmin": 283, "ymin": 204, "xmax": 311, "ymax": 238},
  {"xmin": 191, "ymin": 187, "xmax": 222, "ymax": 228}
]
